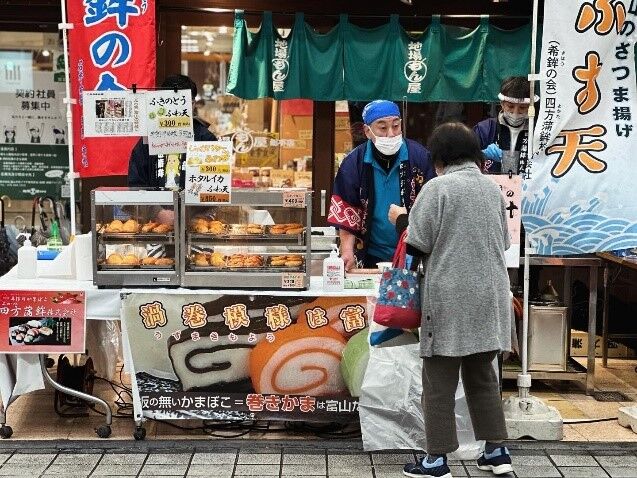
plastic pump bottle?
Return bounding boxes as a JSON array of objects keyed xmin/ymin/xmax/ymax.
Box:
[
  {"xmin": 17, "ymin": 236, "xmax": 37, "ymax": 279},
  {"xmin": 323, "ymin": 244, "xmax": 345, "ymax": 292}
]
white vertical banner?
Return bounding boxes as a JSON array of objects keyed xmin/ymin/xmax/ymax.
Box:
[{"xmin": 523, "ymin": 0, "xmax": 637, "ymax": 255}]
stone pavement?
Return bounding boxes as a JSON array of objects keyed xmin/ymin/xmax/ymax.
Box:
[{"xmin": 0, "ymin": 440, "xmax": 636, "ymax": 478}]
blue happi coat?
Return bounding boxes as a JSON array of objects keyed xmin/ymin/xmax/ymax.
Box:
[{"xmin": 328, "ymin": 139, "xmax": 435, "ymax": 263}]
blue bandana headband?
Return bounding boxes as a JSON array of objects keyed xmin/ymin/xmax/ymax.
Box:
[{"xmin": 362, "ymin": 100, "xmax": 401, "ymax": 125}]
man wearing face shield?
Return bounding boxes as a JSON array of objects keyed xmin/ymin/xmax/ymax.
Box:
[
  {"xmin": 328, "ymin": 100, "xmax": 436, "ymax": 271},
  {"xmin": 473, "ymin": 76, "xmax": 538, "ymax": 175}
]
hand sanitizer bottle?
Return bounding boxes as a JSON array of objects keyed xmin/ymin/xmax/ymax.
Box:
[
  {"xmin": 17, "ymin": 236, "xmax": 37, "ymax": 279},
  {"xmin": 323, "ymin": 244, "xmax": 344, "ymax": 292}
]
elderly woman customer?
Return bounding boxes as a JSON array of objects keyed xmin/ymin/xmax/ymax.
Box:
[{"xmin": 402, "ymin": 123, "xmax": 513, "ymax": 478}]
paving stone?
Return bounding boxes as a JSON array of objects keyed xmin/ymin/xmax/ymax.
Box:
[
  {"xmin": 282, "ymin": 453, "xmax": 325, "ymax": 465},
  {"xmin": 281, "ymin": 463, "xmax": 326, "ymax": 475},
  {"xmin": 604, "ymin": 467, "xmax": 637, "ymax": 478},
  {"xmin": 371, "ymin": 453, "xmax": 416, "ymax": 465},
  {"xmin": 186, "ymin": 464, "xmax": 233, "ymax": 476},
  {"xmin": 53, "ymin": 454, "xmax": 101, "ymax": 466},
  {"xmin": 559, "ymin": 466, "xmax": 609, "ymax": 478},
  {"xmin": 234, "ymin": 464, "xmax": 281, "ymax": 475},
  {"xmin": 0, "ymin": 464, "xmax": 48, "ymax": 476},
  {"xmin": 139, "ymin": 463, "xmax": 189, "ymax": 476},
  {"xmin": 0, "ymin": 456, "xmax": 9, "ymax": 466},
  {"xmin": 236, "ymin": 453, "xmax": 280, "ymax": 464},
  {"xmin": 6, "ymin": 453, "xmax": 56, "ymax": 465},
  {"xmin": 511, "ymin": 455, "xmax": 553, "ymax": 466},
  {"xmin": 594, "ymin": 455, "xmax": 637, "ymax": 468},
  {"xmin": 449, "ymin": 465, "xmax": 468, "ymax": 476},
  {"xmin": 327, "ymin": 454, "xmax": 372, "ymax": 468},
  {"xmin": 190, "ymin": 453, "xmax": 237, "ymax": 465},
  {"xmin": 41, "ymin": 463, "xmax": 95, "ymax": 475},
  {"xmin": 329, "ymin": 473, "xmax": 374, "ymax": 478},
  {"xmin": 98, "ymin": 454, "xmax": 146, "ymax": 465},
  {"xmin": 145, "ymin": 453, "xmax": 192, "ymax": 465},
  {"xmin": 42, "ymin": 474, "xmax": 90, "ymax": 478},
  {"xmin": 551, "ymin": 454, "xmax": 599, "ymax": 467},
  {"xmin": 372, "ymin": 464, "xmax": 408, "ymax": 478},
  {"xmin": 513, "ymin": 465, "xmax": 561, "ymax": 478},
  {"xmin": 465, "ymin": 465, "xmax": 501, "ymax": 477},
  {"xmin": 91, "ymin": 464, "xmax": 142, "ymax": 476}
]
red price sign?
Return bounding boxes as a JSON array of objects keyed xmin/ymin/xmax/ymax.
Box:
[
  {"xmin": 282, "ymin": 273, "xmax": 305, "ymax": 289},
  {"xmin": 283, "ymin": 190, "xmax": 306, "ymax": 208}
]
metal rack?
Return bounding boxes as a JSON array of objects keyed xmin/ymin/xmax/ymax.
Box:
[{"xmin": 503, "ymin": 256, "xmax": 604, "ymax": 395}]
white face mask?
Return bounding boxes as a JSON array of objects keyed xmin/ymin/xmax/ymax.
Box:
[
  {"xmin": 370, "ymin": 131, "xmax": 403, "ymax": 155},
  {"xmin": 503, "ymin": 111, "xmax": 526, "ymax": 127}
]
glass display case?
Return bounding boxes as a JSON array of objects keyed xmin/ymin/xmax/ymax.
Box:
[
  {"xmin": 91, "ymin": 188, "xmax": 180, "ymax": 287},
  {"xmin": 180, "ymin": 190, "xmax": 312, "ymax": 289}
]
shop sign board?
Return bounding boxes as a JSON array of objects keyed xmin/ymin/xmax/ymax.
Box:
[
  {"xmin": 0, "ymin": 290, "xmax": 86, "ymax": 354},
  {"xmin": 523, "ymin": 0, "xmax": 637, "ymax": 255},
  {"xmin": 0, "ymin": 70, "xmax": 69, "ymax": 198},
  {"xmin": 145, "ymin": 89, "xmax": 194, "ymax": 156},
  {"xmin": 185, "ymin": 141, "xmax": 233, "ymax": 204},
  {"xmin": 121, "ymin": 293, "xmax": 370, "ymax": 422},
  {"xmin": 489, "ymin": 175, "xmax": 522, "ymax": 269},
  {"xmin": 68, "ymin": 0, "xmax": 156, "ymax": 177},
  {"xmin": 82, "ymin": 90, "xmax": 146, "ymax": 137}
]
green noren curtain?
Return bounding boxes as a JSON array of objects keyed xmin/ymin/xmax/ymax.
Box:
[{"xmin": 227, "ymin": 11, "xmax": 533, "ymax": 102}]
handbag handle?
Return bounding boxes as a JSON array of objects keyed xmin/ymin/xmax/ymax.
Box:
[{"xmin": 391, "ymin": 230, "xmax": 409, "ymax": 269}]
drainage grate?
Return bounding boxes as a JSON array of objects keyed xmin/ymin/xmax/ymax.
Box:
[{"xmin": 594, "ymin": 391, "xmax": 633, "ymax": 402}]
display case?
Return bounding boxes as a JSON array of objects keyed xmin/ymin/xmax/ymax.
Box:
[
  {"xmin": 180, "ymin": 190, "xmax": 312, "ymax": 289},
  {"xmin": 92, "ymin": 188, "xmax": 180, "ymax": 287}
]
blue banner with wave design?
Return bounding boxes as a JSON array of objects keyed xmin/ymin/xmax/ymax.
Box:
[{"xmin": 523, "ymin": 0, "xmax": 637, "ymax": 255}]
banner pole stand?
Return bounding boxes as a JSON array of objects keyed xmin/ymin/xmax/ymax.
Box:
[
  {"xmin": 502, "ymin": 0, "xmax": 563, "ymax": 441},
  {"xmin": 59, "ymin": 0, "xmax": 77, "ymax": 238}
]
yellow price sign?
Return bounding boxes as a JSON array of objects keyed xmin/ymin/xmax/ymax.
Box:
[
  {"xmin": 199, "ymin": 164, "xmax": 230, "ymax": 174},
  {"xmin": 200, "ymin": 193, "xmax": 230, "ymax": 203},
  {"xmin": 158, "ymin": 116, "xmax": 191, "ymax": 128}
]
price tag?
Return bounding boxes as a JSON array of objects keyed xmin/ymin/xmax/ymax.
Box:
[
  {"xmin": 283, "ymin": 190, "xmax": 306, "ymax": 208},
  {"xmin": 200, "ymin": 193, "xmax": 230, "ymax": 203},
  {"xmin": 282, "ymin": 273, "xmax": 305, "ymax": 289}
]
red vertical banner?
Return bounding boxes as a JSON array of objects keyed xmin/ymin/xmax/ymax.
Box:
[{"xmin": 67, "ymin": 0, "xmax": 156, "ymax": 177}]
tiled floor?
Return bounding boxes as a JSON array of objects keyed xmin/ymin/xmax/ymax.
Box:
[
  {"xmin": 1, "ymin": 446, "xmax": 637, "ymax": 478},
  {"xmin": 4, "ymin": 358, "xmax": 636, "ymax": 442}
]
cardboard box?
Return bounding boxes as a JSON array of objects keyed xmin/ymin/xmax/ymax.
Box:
[
  {"xmin": 570, "ymin": 330, "xmax": 636, "ymax": 358},
  {"xmin": 279, "ymin": 115, "xmax": 313, "ymax": 165}
]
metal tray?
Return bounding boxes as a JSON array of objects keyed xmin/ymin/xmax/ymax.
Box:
[
  {"xmin": 99, "ymin": 263, "xmax": 175, "ymax": 270},
  {"xmin": 99, "ymin": 232, "xmax": 175, "ymax": 242},
  {"xmin": 187, "ymin": 264, "xmax": 303, "ymax": 272}
]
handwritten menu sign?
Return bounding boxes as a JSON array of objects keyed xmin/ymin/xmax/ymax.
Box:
[
  {"xmin": 185, "ymin": 141, "xmax": 233, "ymax": 204},
  {"xmin": 146, "ymin": 89, "xmax": 194, "ymax": 155}
]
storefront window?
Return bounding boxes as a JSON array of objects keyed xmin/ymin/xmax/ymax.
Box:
[{"xmin": 181, "ymin": 26, "xmax": 313, "ymax": 189}]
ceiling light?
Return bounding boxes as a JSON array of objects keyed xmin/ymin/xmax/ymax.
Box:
[
  {"xmin": 204, "ymin": 50, "xmax": 211, "ymax": 56},
  {"xmin": 181, "ymin": 25, "xmax": 187, "ymax": 30},
  {"xmin": 400, "ymin": 0, "xmax": 412, "ymax": 4},
  {"xmin": 42, "ymin": 49, "xmax": 50, "ymax": 57}
]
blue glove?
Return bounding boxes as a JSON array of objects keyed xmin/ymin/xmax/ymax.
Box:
[{"xmin": 482, "ymin": 143, "xmax": 503, "ymax": 162}]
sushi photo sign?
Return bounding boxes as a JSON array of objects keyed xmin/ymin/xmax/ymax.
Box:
[
  {"xmin": 121, "ymin": 292, "xmax": 371, "ymax": 422},
  {"xmin": 0, "ymin": 290, "xmax": 86, "ymax": 354}
]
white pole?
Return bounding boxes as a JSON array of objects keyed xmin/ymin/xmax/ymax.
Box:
[
  {"xmin": 59, "ymin": 0, "xmax": 77, "ymax": 237},
  {"xmin": 519, "ymin": 0, "xmax": 540, "ymax": 399}
]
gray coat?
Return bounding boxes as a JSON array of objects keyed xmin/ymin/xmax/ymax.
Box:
[{"xmin": 406, "ymin": 162, "xmax": 511, "ymax": 357}]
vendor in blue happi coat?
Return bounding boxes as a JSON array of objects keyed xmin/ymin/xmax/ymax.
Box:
[
  {"xmin": 327, "ymin": 100, "xmax": 435, "ymax": 271},
  {"xmin": 473, "ymin": 76, "xmax": 538, "ymax": 175}
]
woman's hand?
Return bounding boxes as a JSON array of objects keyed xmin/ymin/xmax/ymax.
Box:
[{"xmin": 388, "ymin": 204, "xmax": 407, "ymax": 225}]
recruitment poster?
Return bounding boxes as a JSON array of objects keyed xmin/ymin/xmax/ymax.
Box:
[
  {"xmin": 0, "ymin": 290, "xmax": 86, "ymax": 354},
  {"xmin": 0, "ymin": 68, "xmax": 68, "ymax": 199},
  {"xmin": 121, "ymin": 293, "xmax": 371, "ymax": 422}
]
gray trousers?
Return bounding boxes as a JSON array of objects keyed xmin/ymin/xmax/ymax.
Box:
[{"xmin": 421, "ymin": 351, "xmax": 507, "ymax": 455}]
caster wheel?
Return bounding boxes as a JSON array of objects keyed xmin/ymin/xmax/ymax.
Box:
[
  {"xmin": 96, "ymin": 425, "xmax": 111, "ymax": 438},
  {"xmin": 133, "ymin": 426, "xmax": 146, "ymax": 441},
  {"xmin": 0, "ymin": 425, "xmax": 13, "ymax": 439}
]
